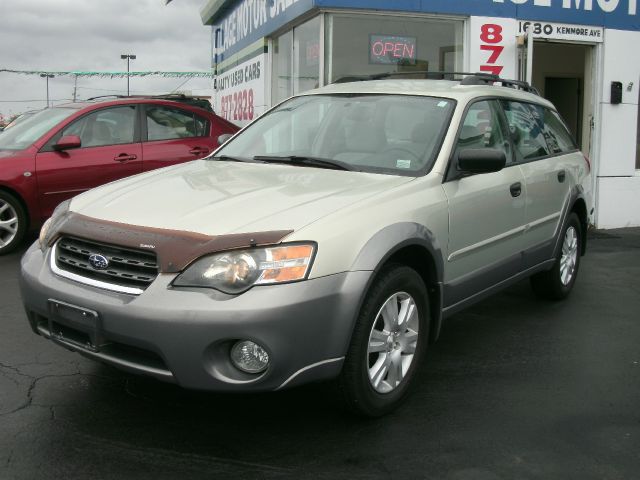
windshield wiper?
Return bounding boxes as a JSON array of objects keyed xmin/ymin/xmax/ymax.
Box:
[
  {"xmin": 253, "ymin": 155, "xmax": 354, "ymax": 171},
  {"xmin": 213, "ymin": 155, "xmax": 265, "ymax": 164}
]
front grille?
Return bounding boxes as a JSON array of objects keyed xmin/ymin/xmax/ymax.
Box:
[{"xmin": 55, "ymin": 236, "xmax": 158, "ymax": 291}]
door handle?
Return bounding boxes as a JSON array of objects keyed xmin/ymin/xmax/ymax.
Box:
[
  {"xmin": 510, "ymin": 182, "xmax": 522, "ymax": 198},
  {"xmin": 557, "ymin": 170, "xmax": 566, "ymax": 183},
  {"xmin": 114, "ymin": 153, "xmax": 137, "ymax": 162},
  {"xmin": 189, "ymin": 147, "xmax": 209, "ymax": 155}
]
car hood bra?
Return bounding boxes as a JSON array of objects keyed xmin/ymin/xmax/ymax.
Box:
[{"xmin": 69, "ymin": 159, "xmax": 414, "ymax": 237}]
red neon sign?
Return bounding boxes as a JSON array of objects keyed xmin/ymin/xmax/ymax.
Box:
[{"xmin": 369, "ymin": 35, "xmax": 417, "ymax": 65}]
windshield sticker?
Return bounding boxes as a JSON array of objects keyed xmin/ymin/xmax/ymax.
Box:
[
  {"xmin": 396, "ymin": 159, "xmax": 412, "ymax": 169},
  {"xmin": 437, "ymin": 101, "xmax": 449, "ymax": 108}
]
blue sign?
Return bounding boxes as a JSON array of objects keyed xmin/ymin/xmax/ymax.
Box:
[
  {"xmin": 215, "ymin": 0, "xmax": 315, "ymax": 60},
  {"xmin": 213, "ymin": 0, "xmax": 639, "ymax": 62},
  {"xmin": 315, "ymin": 0, "xmax": 638, "ymax": 30}
]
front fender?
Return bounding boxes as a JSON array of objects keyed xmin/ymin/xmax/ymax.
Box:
[{"xmin": 350, "ymin": 222, "xmax": 444, "ymax": 281}]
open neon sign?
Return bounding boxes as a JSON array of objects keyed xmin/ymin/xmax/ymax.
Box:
[{"xmin": 369, "ymin": 35, "xmax": 417, "ymax": 65}]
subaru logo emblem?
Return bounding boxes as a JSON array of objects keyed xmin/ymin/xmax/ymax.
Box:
[{"xmin": 88, "ymin": 254, "xmax": 109, "ymax": 270}]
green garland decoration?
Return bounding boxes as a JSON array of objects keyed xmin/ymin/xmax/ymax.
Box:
[{"xmin": 0, "ymin": 69, "xmax": 214, "ymax": 78}]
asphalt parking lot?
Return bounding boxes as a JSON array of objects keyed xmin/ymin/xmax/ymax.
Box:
[{"xmin": 1, "ymin": 229, "xmax": 639, "ymax": 480}]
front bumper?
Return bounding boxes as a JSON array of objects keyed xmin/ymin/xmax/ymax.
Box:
[{"xmin": 20, "ymin": 243, "xmax": 371, "ymax": 391}]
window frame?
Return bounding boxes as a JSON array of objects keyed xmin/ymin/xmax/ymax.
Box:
[
  {"xmin": 40, "ymin": 105, "xmax": 142, "ymax": 153},
  {"xmin": 140, "ymin": 103, "xmax": 210, "ymax": 143}
]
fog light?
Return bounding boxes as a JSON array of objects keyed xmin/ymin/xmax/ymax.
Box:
[{"xmin": 230, "ymin": 340, "xmax": 270, "ymax": 374}]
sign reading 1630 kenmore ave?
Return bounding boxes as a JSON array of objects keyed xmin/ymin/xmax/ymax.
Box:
[{"xmin": 518, "ymin": 20, "xmax": 604, "ymax": 42}]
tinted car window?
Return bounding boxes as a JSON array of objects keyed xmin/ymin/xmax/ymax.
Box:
[
  {"xmin": 146, "ymin": 106, "xmax": 208, "ymax": 141},
  {"xmin": 501, "ymin": 101, "xmax": 550, "ymax": 160},
  {"xmin": 541, "ymin": 108, "xmax": 578, "ymax": 154},
  {"xmin": 456, "ymin": 100, "xmax": 510, "ymax": 161},
  {"xmin": 63, "ymin": 106, "xmax": 136, "ymax": 147}
]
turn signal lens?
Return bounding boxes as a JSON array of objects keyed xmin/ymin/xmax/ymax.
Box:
[{"xmin": 258, "ymin": 245, "xmax": 314, "ymax": 284}]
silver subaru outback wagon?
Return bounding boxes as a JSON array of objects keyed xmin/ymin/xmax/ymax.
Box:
[{"xmin": 20, "ymin": 73, "xmax": 591, "ymax": 416}]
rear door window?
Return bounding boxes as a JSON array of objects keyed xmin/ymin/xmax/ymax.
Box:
[
  {"xmin": 145, "ymin": 106, "xmax": 209, "ymax": 141},
  {"xmin": 501, "ymin": 101, "xmax": 550, "ymax": 161}
]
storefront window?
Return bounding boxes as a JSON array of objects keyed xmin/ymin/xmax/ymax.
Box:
[
  {"xmin": 294, "ymin": 16, "xmax": 321, "ymax": 95},
  {"xmin": 272, "ymin": 30, "xmax": 293, "ymax": 104},
  {"xmin": 271, "ymin": 16, "xmax": 321, "ymax": 105},
  {"xmin": 325, "ymin": 14, "xmax": 464, "ymax": 83}
]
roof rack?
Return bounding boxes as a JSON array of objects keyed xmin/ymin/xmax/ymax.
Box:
[
  {"xmin": 84, "ymin": 93, "xmax": 214, "ymax": 112},
  {"xmin": 332, "ymin": 71, "xmax": 540, "ymax": 95}
]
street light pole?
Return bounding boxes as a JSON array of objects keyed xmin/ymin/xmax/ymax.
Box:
[
  {"xmin": 39, "ymin": 74, "xmax": 54, "ymax": 108},
  {"xmin": 120, "ymin": 54, "xmax": 136, "ymax": 96}
]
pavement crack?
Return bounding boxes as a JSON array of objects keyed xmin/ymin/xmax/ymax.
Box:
[
  {"xmin": 0, "ymin": 360, "xmax": 34, "ymax": 379},
  {"xmin": 0, "ymin": 377, "xmax": 37, "ymax": 418},
  {"xmin": 0, "ymin": 372, "xmax": 112, "ymax": 417}
]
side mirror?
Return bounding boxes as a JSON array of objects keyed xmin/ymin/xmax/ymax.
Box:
[
  {"xmin": 53, "ymin": 135, "xmax": 81, "ymax": 151},
  {"xmin": 217, "ymin": 133, "xmax": 233, "ymax": 145},
  {"xmin": 457, "ymin": 148, "xmax": 506, "ymax": 174}
]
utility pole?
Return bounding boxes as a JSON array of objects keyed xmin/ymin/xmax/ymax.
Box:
[
  {"xmin": 39, "ymin": 74, "xmax": 54, "ymax": 108},
  {"xmin": 120, "ymin": 54, "xmax": 136, "ymax": 96}
]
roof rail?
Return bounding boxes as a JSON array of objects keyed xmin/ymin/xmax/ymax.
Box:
[{"xmin": 332, "ymin": 71, "xmax": 540, "ymax": 95}]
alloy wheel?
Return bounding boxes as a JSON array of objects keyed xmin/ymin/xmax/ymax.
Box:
[
  {"xmin": 0, "ymin": 200, "xmax": 19, "ymax": 249},
  {"xmin": 560, "ymin": 225, "xmax": 579, "ymax": 286},
  {"xmin": 367, "ymin": 292, "xmax": 419, "ymax": 394}
]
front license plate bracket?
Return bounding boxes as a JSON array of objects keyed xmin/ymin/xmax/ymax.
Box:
[{"xmin": 47, "ymin": 299, "xmax": 102, "ymax": 352}]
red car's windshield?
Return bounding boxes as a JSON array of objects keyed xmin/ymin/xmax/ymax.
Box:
[{"xmin": 0, "ymin": 107, "xmax": 76, "ymax": 151}]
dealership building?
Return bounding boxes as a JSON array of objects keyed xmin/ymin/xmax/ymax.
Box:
[{"xmin": 197, "ymin": 0, "xmax": 639, "ymax": 229}]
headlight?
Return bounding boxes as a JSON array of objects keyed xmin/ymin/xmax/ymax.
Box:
[
  {"xmin": 39, "ymin": 199, "xmax": 71, "ymax": 250},
  {"xmin": 173, "ymin": 243, "xmax": 316, "ymax": 294}
]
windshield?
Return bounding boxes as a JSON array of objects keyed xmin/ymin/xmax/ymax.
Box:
[
  {"xmin": 0, "ymin": 107, "xmax": 77, "ymax": 151},
  {"xmin": 215, "ymin": 94, "xmax": 455, "ymax": 176}
]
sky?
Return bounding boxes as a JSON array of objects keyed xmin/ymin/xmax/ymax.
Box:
[{"xmin": 0, "ymin": 0, "xmax": 213, "ymax": 119}]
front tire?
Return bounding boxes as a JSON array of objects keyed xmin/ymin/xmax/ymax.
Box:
[
  {"xmin": 0, "ymin": 191, "xmax": 27, "ymax": 255},
  {"xmin": 339, "ymin": 264, "xmax": 429, "ymax": 417},
  {"xmin": 530, "ymin": 212, "xmax": 582, "ymax": 300}
]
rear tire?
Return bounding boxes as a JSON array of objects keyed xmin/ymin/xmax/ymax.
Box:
[
  {"xmin": 338, "ymin": 264, "xmax": 429, "ymax": 417},
  {"xmin": 530, "ymin": 212, "xmax": 582, "ymax": 300},
  {"xmin": 0, "ymin": 191, "xmax": 27, "ymax": 255}
]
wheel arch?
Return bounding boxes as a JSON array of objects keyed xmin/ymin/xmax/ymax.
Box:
[
  {"xmin": 0, "ymin": 185, "xmax": 30, "ymax": 231},
  {"xmin": 350, "ymin": 223, "xmax": 445, "ymax": 344},
  {"xmin": 570, "ymin": 196, "xmax": 588, "ymax": 256}
]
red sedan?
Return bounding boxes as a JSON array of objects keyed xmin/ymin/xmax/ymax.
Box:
[{"xmin": 0, "ymin": 97, "xmax": 239, "ymax": 254}]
